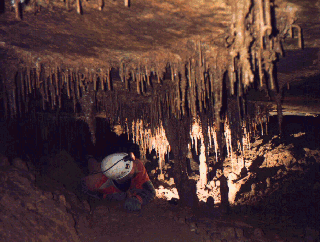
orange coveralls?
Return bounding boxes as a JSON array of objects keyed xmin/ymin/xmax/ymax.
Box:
[{"xmin": 83, "ymin": 159, "xmax": 156, "ymax": 205}]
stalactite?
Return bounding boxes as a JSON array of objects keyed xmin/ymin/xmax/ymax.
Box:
[
  {"xmin": 146, "ymin": 66, "xmax": 151, "ymax": 87},
  {"xmin": 140, "ymin": 66, "xmax": 146, "ymax": 94},
  {"xmin": 198, "ymin": 40, "xmax": 206, "ymax": 112},
  {"xmin": 76, "ymin": 0, "xmax": 82, "ymax": 15},
  {"xmin": 257, "ymin": 49, "xmax": 264, "ymax": 88},
  {"xmin": 16, "ymin": 72, "xmax": 22, "ymax": 115},
  {"xmin": 155, "ymin": 64, "xmax": 161, "ymax": 84},
  {"xmin": 213, "ymin": 66, "xmax": 224, "ymax": 130},
  {"xmin": 98, "ymin": 0, "xmax": 103, "ymax": 10},
  {"xmin": 54, "ymin": 67, "xmax": 59, "ymax": 97},
  {"xmin": 100, "ymin": 71, "xmax": 104, "ymax": 91},
  {"xmin": 224, "ymin": 117, "xmax": 233, "ymax": 162},
  {"xmin": 195, "ymin": 60, "xmax": 203, "ymax": 113},
  {"xmin": 66, "ymin": 71, "xmax": 70, "ymax": 99},
  {"xmin": 190, "ymin": 116, "xmax": 207, "ymax": 188},
  {"xmin": 170, "ymin": 63, "xmax": 175, "ymax": 82},
  {"xmin": 80, "ymin": 84, "xmax": 96, "ymax": 144},
  {"xmin": 20, "ymin": 71, "xmax": 25, "ymax": 110},
  {"xmin": 9, "ymin": 87, "xmax": 17, "ymax": 117},
  {"xmin": 119, "ymin": 61, "xmax": 124, "ymax": 84},
  {"xmin": 70, "ymin": 72, "xmax": 76, "ymax": 112},
  {"xmin": 269, "ymin": 64, "xmax": 275, "ymax": 90},
  {"xmin": 130, "ymin": 118, "xmax": 170, "ymax": 179},
  {"xmin": 175, "ymin": 65, "xmax": 181, "ymax": 119},
  {"xmin": 179, "ymin": 64, "xmax": 186, "ymax": 116},
  {"xmin": 124, "ymin": 65, "xmax": 129, "ymax": 90},
  {"xmin": 158, "ymin": 62, "xmax": 167, "ymax": 84},
  {"xmin": 51, "ymin": 68, "xmax": 57, "ymax": 108},
  {"xmin": 48, "ymin": 68, "xmax": 53, "ymax": 108},
  {"xmin": 75, "ymin": 72, "xmax": 80, "ymax": 100},
  {"xmin": 104, "ymin": 67, "xmax": 110, "ymax": 91},
  {"xmin": 230, "ymin": 0, "xmax": 254, "ymax": 89},
  {"xmin": 136, "ymin": 67, "xmax": 141, "ymax": 95},
  {"xmin": 264, "ymin": 0, "xmax": 272, "ymax": 29},
  {"xmin": 26, "ymin": 67, "xmax": 30, "ymax": 94},
  {"xmin": 36, "ymin": 64, "xmax": 41, "ymax": 89},
  {"xmin": 228, "ymin": 49, "xmax": 237, "ymax": 96},
  {"xmin": 44, "ymin": 69, "xmax": 49, "ymax": 105},
  {"xmin": 93, "ymin": 72, "xmax": 97, "ymax": 91},
  {"xmin": 291, "ymin": 24, "xmax": 303, "ymax": 49},
  {"xmin": 190, "ymin": 59, "xmax": 197, "ymax": 117},
  {"xmin": 213, "ymin": 125, "xmax": 219, "ymax": 164}
]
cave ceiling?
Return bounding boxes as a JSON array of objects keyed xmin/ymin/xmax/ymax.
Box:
[{"xmin": 0, "ymin": 0, "xmax": 320, "ymax": 121}]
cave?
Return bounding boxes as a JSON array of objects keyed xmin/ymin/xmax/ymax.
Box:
[{"xmin": 1, "ymin": 0, "xmax": 320, "ymax": 241}]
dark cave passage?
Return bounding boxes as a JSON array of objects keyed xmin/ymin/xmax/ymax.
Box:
[{"xmin": 0, "ymin": 115, "xmax": 140, "ymax": 175}]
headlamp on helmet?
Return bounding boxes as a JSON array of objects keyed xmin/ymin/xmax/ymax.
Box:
[{"xmin": 101, "ymin": 153, "xmax": 133, "ymax": 180}]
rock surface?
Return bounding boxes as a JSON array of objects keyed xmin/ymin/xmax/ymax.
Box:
[
  {"xmin": 1, "ymin": 129, "xmax": 320, "ymax": 242},
  {"xmin": 0, "ymin": 163, "xmax": 81, "ymax": 241}
]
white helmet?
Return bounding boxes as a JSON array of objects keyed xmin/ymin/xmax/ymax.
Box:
[{"xmin": 101, "ymin": 153, "xmax": 133, "ymax": 180}]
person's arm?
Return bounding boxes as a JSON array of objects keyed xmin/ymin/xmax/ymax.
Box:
[{"xmin": 128, "ymin": 160, "xmax": 156, "ymax": 205}]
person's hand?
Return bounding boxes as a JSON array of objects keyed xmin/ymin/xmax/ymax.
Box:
[{"xmin": 124, "ymin": 197, "xmax": 141, "ymax": 211}]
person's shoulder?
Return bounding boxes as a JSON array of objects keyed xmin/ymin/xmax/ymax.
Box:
[
  {"xmin": 134, "ymin": 159, "xmax": 145, "ymax": 167},
  {"xmin": 133, "ymin": 159, "xmax": 147, "ymax": 172}
]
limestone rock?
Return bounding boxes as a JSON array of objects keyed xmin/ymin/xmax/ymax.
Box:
[
  {"xmin": 0, "ymin": 154, "xmax": 10, "ymax": 167},
  {"xmin": 12, "ymin": 157, "xmax": 29, "ymax": 171},
  {"xmin": 220, "ymin": 227, "xmax": 236, "ymax": 240},
  {"xmin": 0, "ymin": 167, "xmax": 80, "ymax": 241},
  {"xmin": 41, "ymin": 150, "xmax": 84, "ymax": 192}
]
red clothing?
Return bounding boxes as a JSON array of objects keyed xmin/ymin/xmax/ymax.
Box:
[{"xmin": 84, "ymin": 159, "xmax": 155, "ymax": 205}]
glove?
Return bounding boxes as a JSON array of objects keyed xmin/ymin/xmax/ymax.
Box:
[{"xmin": 124, "ymin": 197, "xmax": 141, "ymax": 211}]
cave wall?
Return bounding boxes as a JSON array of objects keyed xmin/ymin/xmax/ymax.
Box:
[{"xmin": 1, "ymin": 0, "xmax": 318, "ymax": 207}]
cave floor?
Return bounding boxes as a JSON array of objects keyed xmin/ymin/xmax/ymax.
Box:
[
  {"xmin": 76, "ymin": 198, "xmax": 202, "ymax": 242},
  {"xmin": 73, "ymin": 196, "xmax": 306, "ymax": 242}
]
